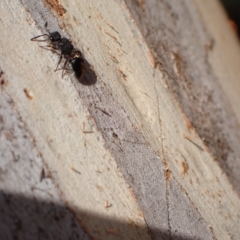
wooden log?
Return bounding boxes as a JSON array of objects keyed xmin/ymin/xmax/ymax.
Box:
[{"xmin": 0, "ymin": 0, "xmax": 240, "ymax": 239}]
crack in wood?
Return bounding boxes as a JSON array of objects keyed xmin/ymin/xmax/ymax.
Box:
[{"xmin": 153, "ymin": 78, "xmax": 172, "ymax": 239}]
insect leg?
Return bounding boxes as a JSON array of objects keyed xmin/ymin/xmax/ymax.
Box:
[
  {"xmin": 54, "ymin": 53, "xmax": 63, "ymax": 71},
  {"xmin": 39, "ymin": 45, "xmax": 59, "ymax": 54},
  {"xmin": 61, "ymin": 58, "xmax": 69, "ymax": 77}
]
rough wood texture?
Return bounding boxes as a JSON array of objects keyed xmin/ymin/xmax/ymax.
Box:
[{"xmin": 0, "ymin": 0, "xmax": 240, "ymax": 239}]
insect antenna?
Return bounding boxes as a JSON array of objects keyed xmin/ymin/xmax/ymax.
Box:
[{"xmin": 31, "ymin": 34, "xmax": 50, "ymax": 42}]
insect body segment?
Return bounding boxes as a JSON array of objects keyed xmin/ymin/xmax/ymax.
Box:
[
  {"xmin": 31, "ymin": 26, "xmax": 84, "ymax": 80},
  {"xmin": 31, "ymin": 32, "xmax": 62, "ymax": 50},
  {"xmin": 70, "ymin": 50, "xmax": 85, "ymax": 79}
]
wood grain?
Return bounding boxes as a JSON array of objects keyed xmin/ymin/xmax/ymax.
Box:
[{"xmin": 0, "ymin": 0, "xmax": 240, "ymax": 239}]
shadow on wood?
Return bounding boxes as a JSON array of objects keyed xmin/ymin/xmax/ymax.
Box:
[{"xmin": 0, "ymin": 190, "xmax": 197, "ymax": 240}]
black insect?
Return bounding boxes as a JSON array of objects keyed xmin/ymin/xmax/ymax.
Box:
[
  {"xmin": 31, "ymin": 23, "xmax": 85, "ymax": 80},
  {"xmin": 69, "ymin": 50, "xmax": 85, "ymax": 79}
]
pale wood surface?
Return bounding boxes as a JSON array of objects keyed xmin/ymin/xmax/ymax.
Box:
[{"xmin": 0, "ymin": 0, "xmax": 240, "ymax": 239}]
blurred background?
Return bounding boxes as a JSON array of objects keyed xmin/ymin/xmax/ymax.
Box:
[{"xmin": 220, "ymin": 0, "xmax": 240, "ymax": 37}]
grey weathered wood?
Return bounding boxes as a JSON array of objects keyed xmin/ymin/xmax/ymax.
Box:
[{"xmin": 0, "ymin": 0, "xmax": 240, "ymax": 239}]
